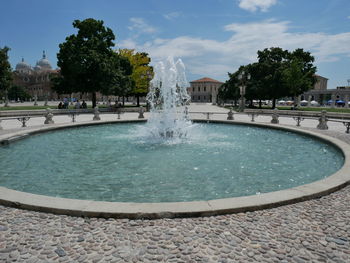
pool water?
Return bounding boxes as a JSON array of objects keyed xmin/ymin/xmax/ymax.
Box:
[{"xmin": 0, "ymin": 123, "xmax": 344, "ymax": 202}]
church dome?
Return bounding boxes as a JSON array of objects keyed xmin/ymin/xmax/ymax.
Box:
[
  {"xmin": 34, "ymin": 65, "xmax": 42, "ymax": 71},
  {"xmin": 36, "ymin": 51, "xmax": 52, "ymax": 70},
  {"xmin": 15, "ymin": 58, "xmax": 32, "ymax": 71}
]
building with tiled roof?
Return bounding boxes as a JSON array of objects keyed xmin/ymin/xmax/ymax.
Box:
[{"xmin": 189, "ymin": 77, "xmax": 224, "ymax": 104}]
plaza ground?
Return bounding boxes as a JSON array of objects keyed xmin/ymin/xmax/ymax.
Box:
[{"xmin": 0, "ymin": 103, "xmax": 349, "ymax": 262}]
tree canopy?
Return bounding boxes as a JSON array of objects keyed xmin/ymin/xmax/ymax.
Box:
[
  {"xmin": 219, "ymin": 47, "xmax": 317, "ymax": 108},
  {"xmin": 53, "ymin": 18, "xmax": 132, "ymax": 107},
  {"xmin": 118, "ymin": 49, "xmax": 154, "ymax": 106},
  {"xmin": 0, "ymin": 46, "xmax": 12, "ymax": 101},
  {"xmin": 8, "ymin": 85, "xmax": 31, "ymax": 101}
]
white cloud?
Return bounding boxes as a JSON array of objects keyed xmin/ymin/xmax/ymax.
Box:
[
  {"xmin": 127, "ymin": 17, "xmax": 157, "ymax": 34},
  {"xmin": 238, "ymin": 0, "xmax": 277, "ymax": 12},
  {"xmin": 163, "ymin": 12, "xmax": 181, "ymax": 20},
  {"xmin": 120, "ymin": 20, "xmax": 350, "ymax": 81}
]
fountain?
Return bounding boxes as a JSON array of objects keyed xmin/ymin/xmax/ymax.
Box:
[
  {"xmin": 144, "ymin": 57, "xmax": 192, "ymax": 140},
  {"xmin": 0, "ymin": 57, "xmax": 348, "ymax": 219}
]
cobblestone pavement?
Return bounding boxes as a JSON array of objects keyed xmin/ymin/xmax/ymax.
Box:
[
  {"xmin": 0, "ymin": 105, "xmax": 350, "ymax": 262},
  {"xmin": 0, "ymin": 183, "xmax": 349, "ymax": 263}
]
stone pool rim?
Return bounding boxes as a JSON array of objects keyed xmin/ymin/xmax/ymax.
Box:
[{"xmin": 0, "ymin": 119, "xmax": 349, "ymax": 219}]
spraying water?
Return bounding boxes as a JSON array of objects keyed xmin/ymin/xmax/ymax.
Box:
[{"xmin": 144, "ymin": 57, "xmax": 193, "ymax": 141}]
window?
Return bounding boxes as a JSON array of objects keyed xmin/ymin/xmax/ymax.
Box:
[
  {"xmin": 198, "ymin": 86, "xmax": 200, "ymax": 92},
  {"xmin": 204, "ymin": 86, "xmax": 206, "ymax": 92},
  {"xmin": 198, "ymin": 95, "xmax": 200, "ymax": 100},
  {"xmin": 204, "ymin": 96, "xmax": 206, "ymax": 100}
]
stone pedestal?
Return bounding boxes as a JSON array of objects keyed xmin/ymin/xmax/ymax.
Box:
[
  {"xmin": 138, "ymin": 106, "xmax": 145, "ymax": 119},
  {"xmin": 93, "ymin": 107, "xmax": 101, "ymax": 121},
  {"xmin": 271, "ymin": 108, "xmax": 279, "ymax": 124},
  {"xmin": 44, "ymin": 108, "xmax": 54, "ymax": 124},
  {"xmin": 227, "ymin": 108, "xmax": 234, "ymax": 120},
  {"xmin": 317, "ymin": 110, "xmax": 328, "ymax": 130}
]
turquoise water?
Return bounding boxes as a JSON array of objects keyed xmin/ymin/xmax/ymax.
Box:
[{"xmin": 0, "ymin": 123, "xmax": 344, "ymax": 202}]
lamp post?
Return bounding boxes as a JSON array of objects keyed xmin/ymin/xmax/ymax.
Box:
[{"xmin": 238, "ymin": 71, "xmax": 251, "ymax": 112}]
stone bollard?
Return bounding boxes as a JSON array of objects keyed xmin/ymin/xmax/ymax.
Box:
[
  {"xmin": 44, "ymin": 108, "xmax": 54, "ymax": 124},
  {"xmin": 227, "ymin": 108, "xmax": 234, "ymax": 120},
  {"xmin": 138, "ymin": 106, "xmax": 145, "ymax": 119},
  {"xmin": 271, "ymin": 108, "xmax": 279, "ymax": 124},
  {"xmin": 93, "ymin": 106, "xmax": 101, "ymax": 121},
  {"xmin": 317, "ymin": 110, "xmax": 328, "ymax": 130}
]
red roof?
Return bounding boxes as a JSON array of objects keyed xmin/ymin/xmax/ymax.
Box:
[{"xmin": 190, "ymin": 77, "xmax": 223, "ymax": 84}]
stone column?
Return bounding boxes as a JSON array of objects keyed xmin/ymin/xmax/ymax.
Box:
[
  {"xmin": 4, "ymin": 90, "xmax": 9, "ymax": 107},
  {"xmin": 307, "ymin": 95, "xmax": 311, "ymax": 107},
  {"xmin": 212, "ymin": 90, "xmax": 217, "ymax": 105},
  {"xmin": 345, "ymin": 94, "xmax": 349, "ymax": 108},
  {"xmin": 296, "ymin": 96, "xmax": 301, "ymax": 107},
  {"xmin": 331, "ymin": 94, "xmax": 336, "ymax": 108},
  {"xmin": 34, "ymin": 95, "xmax": 38, "ymax": 106}
]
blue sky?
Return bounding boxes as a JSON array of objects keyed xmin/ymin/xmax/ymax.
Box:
[{"xmin": 1, "ymin": 0, "xmax": 350, "ymax": 89}]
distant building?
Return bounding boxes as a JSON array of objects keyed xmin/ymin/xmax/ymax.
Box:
[
  {"xmin": 303, "ymin": 75, "xmax": 350, "ymax": 105},
  {"xmin": 188, "ymin": 77, "xmax": 223, "ymax": 104},
  {"xmin": 313, "ymin": 74, "xmax": 328, "ymax": 91},
  {"xmin": 12, "ymin": 51, "xmax": 59, "ymax": 100}
]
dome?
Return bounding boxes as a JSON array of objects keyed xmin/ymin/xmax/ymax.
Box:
[
  {"xmin": 36, "ymin": 51, "xmax": 52, "ymax": 70},
  {"xmin": 15, "ymin": 58, "xmax": 32, "ymax": 71},
  {"xmin": 34, "ymin": 65, "xmax": 42, "ymax": 71}
]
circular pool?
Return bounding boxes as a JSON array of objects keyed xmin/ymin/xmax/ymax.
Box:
[{"xmin": 0, "ymin": 122, "xmax": 344, "ymax": 203}]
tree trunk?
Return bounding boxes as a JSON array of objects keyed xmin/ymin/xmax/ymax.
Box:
[
  {"xmin": 259, "ymin": 100, "xmax": 262, "ymax": 109},
  {"xmin": 122, "ymin": 96, "xmax": 125, "ymax": 106},
  {"xmin": 137, "ymin": 95, "xmax": 140, "ymax": 107},
  {"xmin": 92, "ymin": 92, "xmax": 97, "ymax": 108},
  {"xmin": 272, "ymin": 98, "xmax": 276, "ymax": 109}
]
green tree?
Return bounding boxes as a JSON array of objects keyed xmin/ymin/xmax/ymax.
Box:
[
  {"xmin": 218, "ymin": 66, "xmax": 244, "ymax": 104},
  {"xmin": 256, "ymin": 47, "xmax": 290, "ymax": 108},
  {"xmin": 282, "ymin": 59, "xmax": 316, "ymax": 107},
  {"xmin": 118, "ymin": 49, "xmax": 154, "ymax": 106},
  {"xmin": 223, "ymin": 47, "xmax": 317, "ymax": 109},
  {"xmin": 0, "ymin": 46, "xmax": 12, "ymax": 105},
  {"xmin": 54, "ymin": 18, "xmax": 125, "ymax": 108},
  {"xmin": 283, "ymin": 48, "xmax": 317, "ymax": 105},
  {"xmin": 7, "ymin": 85, "xmax": 31, "ymax": 101},
  {"xmin": 103, "ymin": 55, "xmax": 134, "ymax": 103}
]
